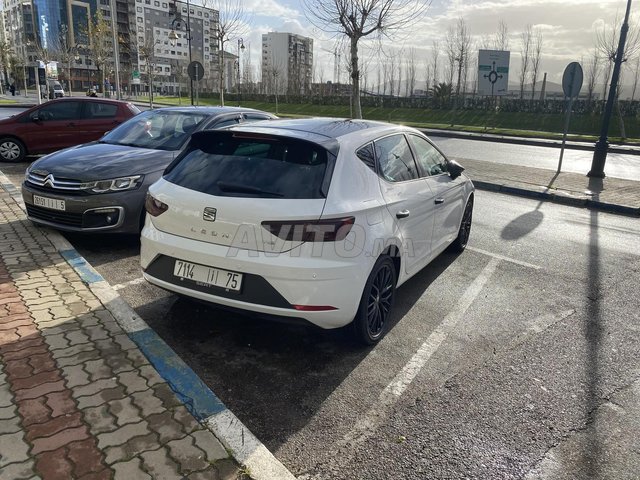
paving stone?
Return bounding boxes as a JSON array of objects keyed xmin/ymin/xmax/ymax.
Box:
[
  {"xmin": 31, "ymin": 425, "xmax": 90, "ymax": 455},
  {"xmin": 28, "ymin": 300, "xmax": 61, "ymax": 312},
  {"xmin": 0, "ymin": 336, "xmax": 45, "ymax": 356},
  {"xmin": 117, "ymin": 370, "xmax": 150, "ymax": 396},
  {"xmin": 11, "ymin": 369, "xmax": 62, "ymax": 392},
  {"xmin": 190, "ymin": 430, "xmax": 229, "ymax": 463},
  {"xmin": 57, "ymin": 349, "xmax": 103, "ymax": 368},
  {"xmin": 0, "ymin": 413, "xmax": 22, "ymax": 434},
  {"xmin": 50, "ymin": 343, "xmax": 95, "ymax": 362},
  {"xmin": 76, "ymin": 385, "xmax": 126, "ymax": 410},
  {"xmin": 76, "ymin": 467, "xmax": 112, "ymax": 480},
  {"xmin": 67, "ymin": 437, "xmax": 106, "ymax": 477},
  {"xmin": 172, "ymin": 405, "xmax": 202, "ymax": 435},
  {"xmin": 0, "ymin": 459, "xmax": 37, "ymax": 480},
  {"xmin": 140, "ymin": 447, "xmax": 184, "ymax": 480},
  {"xmin": 152, "ymin": 383, "xmax": 182, "ymax": 411},
  {"xmin": 213, "ymin": 458, "xmax": 244, "ymax": 480},
  {"xmin": 34, "ymin": 446, "xmax": 73, "ymax": 478},
  {"xmin": 104, "ymin": 431, "xmax": 161, "ymax": 465},
  {"xmin": 26, "ymin": 412, "xmax": 84, "ymax": 442},
  {"xmin": 146, "ymin": 410, "xmax": 189, "ymax": 444},
  {"xmin": 45, "ymin": 390, "xmax": 77, "ymax": 419},
  {"xmin": 112, "ymin": 333, "xmax": 137, "ymax": 351},
  {"xmin": 126, "ymin": 349, "xmax": 151, "ymax": 369},
  {"xmin": 0, "ymin": 431, "xmax": 31, "ymax": 467},
  {"xmin": 18, "ymin": 397, "xmax": 51, "ymax": 427},
  {"xmin": 131, "ymin": 390, "xmax": 165, "ymax": 418},
  {"xmin": 73, "ymin": 377, "xmax": 119, "ymax": 399},
  {"xmin": 64, "ymin": 329, "xmax": 91, "ymax": 347},
  {"xmin": 97, "ymin": 420, "xmax": 151, "ymax": 450},
  {"xmin": 83, "ymin": 359, "xmax": 115, "ymax": 382},
  {"xmin": 138, "ymin": 364, "xmax": 166, "ymax": 388},
  {"xmin": 107, "ymin": 396, "xmax": 143, "ymax": 428},
  {"xmin": 15, "ymin": 379, "xmax": 66, "ymax": 402},
  {"xmin": 42, "ymin": 332, "xmax": 71, "ymax": 351},
  {"xmin": 0, "ymin": 404, "xmax": 17, "ymax": 420},
  {"xmin": 61, "ymin": 363, "xmax": 91, "ymax": 389},
  {"xmin": 166, "ymin": 435, "xmax": 210, "ymax": 474},
  {"xmin": 83, "ymin": 405, "xmax": 118, "ymax": 434},
  {"xmin": 83, "ymin": 325, "xmax": 110, "ymax": 342},
  {"xmin": 113, "ymin": 457, "xmax": 152, "ymax": 480}
]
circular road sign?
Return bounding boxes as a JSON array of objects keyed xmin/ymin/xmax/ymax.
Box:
[
  {"xmin": 187, "ymin": 61, "xmax": 205, "ymax": 81},
  {"xmin": 562, "ymin": 62, "xmax": 583, "ymax": 98}
]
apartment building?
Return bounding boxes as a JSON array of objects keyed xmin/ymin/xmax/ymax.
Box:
[
  {"xmin": 0, "ymin": 0, "xmax": 219, "ymax": 94},
  {"xmin": 261, "ymin": 32, "xmax": 313, "ymax": 95}
]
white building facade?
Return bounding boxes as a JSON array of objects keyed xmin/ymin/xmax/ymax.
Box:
[{"xmin": 261, "ymin": 32, "xmax": 313, "ymax": 96}]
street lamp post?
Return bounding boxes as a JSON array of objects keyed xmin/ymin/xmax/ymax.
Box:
[
  {"xmin": 168, "ymin": 0, "xmax": 193, "ymax": 105},
  {"xmin": 237, "ymin": 37, "xmax": 245, "ymax": 101},
  {"xmin": 588, "ymin": 0, "xmax": 633, "ymax": 178}
]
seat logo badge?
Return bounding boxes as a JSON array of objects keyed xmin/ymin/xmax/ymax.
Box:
[
  {"xmin": 44, "ymin": 174, "xmax": 55, "ymax": 188},
  {"xmin": 203, "ymin": 207, "xmax": 217, "ymax": 222}
]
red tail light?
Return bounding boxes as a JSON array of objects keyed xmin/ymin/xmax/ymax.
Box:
[
  {"xmin": 261, "ymin": 217, "xmax": 355, "ymax": 242},
  {"xmin": 145, "ymin": 193, "xmax": 168, "ymax": 217}
]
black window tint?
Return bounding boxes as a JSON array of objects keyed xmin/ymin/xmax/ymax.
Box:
[
  {"xmin": 356, "ymin": 143, "xmax": 376, "ymax": 173},
  {"xmin": 31, "ymin": 101, "xmax": 82, "ymax": 121},
  {"xmin": 213, "ymin": 117, "xmax": 240, "ymax": 128},
  {"xmin": 86, "ymin": 102, "xmax": 118, "ymax": 118},
  {"xmin": 408, "ymin": 134, "xmax": 448, "ymax": 176},
  {"xmin": 165, "ymin": 134, "xmax": 329, "ymax": 199},
  {"xmin": 374, "ymin": 135, "xmax": 418, "ymax": 182}
]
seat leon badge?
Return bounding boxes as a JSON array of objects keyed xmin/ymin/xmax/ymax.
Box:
[{"xmin": 203, "ymin": 207, "xmax": 217, "ymax": 222}]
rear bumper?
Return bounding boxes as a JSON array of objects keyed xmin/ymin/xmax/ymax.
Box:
[{"xmin": 140, "ymin": 219, "xmax": 372, "ymax": 329}]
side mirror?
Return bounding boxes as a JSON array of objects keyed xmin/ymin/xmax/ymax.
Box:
[{"xmin": 448, "ymin": 159, "xmax": 465, "ymax": 179}]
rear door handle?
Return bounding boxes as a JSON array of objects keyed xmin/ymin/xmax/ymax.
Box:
[
  {"xmin": 435, "ymin": 198, "xmax": 445, "ymax": 205},
  {"xmin": 396, "ymin": 210, "xmax": 410, "ymax": 219}
]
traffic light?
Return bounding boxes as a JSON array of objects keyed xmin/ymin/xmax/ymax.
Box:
[{"xmin": 37, "ymin": 67, "xmax": 46, "ymax": 85}]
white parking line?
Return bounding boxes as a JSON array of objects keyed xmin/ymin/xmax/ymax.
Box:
[
  {"xmin": 112, "ymin": 277, "xmax": 147, "ymax": 291},
  {"xmin": 468, "ymin": 246, "xmax": 542, "ymax": 270},
  {"xmin": 340, "ymin": 257, "xmax": 500, "ymax": 449}
]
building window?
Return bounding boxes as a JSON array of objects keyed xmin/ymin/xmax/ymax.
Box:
[
  {"xmin": 137, "ymin": 16, "xmax": 143, "ymax": 22},
  {"xmin": 137, "ymin": 6, "xmax": 142, "ymax": 12},
  {"xmin": 154, "ymin": 1, "xmax": 160, "ymax": 6}
]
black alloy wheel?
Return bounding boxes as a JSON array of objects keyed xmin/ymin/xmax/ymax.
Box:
[
  {"xmin": 353, "ymin": 256, "xmax": 397, "ymax": 345},
  {"xmin": 450, "ymin": 196, "xmax": 473, "ymax": 253}
]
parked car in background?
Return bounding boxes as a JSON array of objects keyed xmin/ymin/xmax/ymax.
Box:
[
  {"xmin": 140, "ymin": 118, "xmax": 475, "ymax": 344},
  {"xmin": 21, "ymin": 106, "xmax": 276, "ymax": 234},
  {"xmin": 47, "ymin": 80, "xmax": 65, "ymax": 99},
  {"xmin": 0, "ymin": 97, "xmax": 140, "ymax": 162}
]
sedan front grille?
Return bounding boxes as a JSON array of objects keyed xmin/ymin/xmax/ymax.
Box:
[
  {"xmin": 26, "ymin": 205, "xmax": 83, "ymax": 227},
  {"xmin": 26, "ymin": 171, "xmax": 83, "ymax": 191}
]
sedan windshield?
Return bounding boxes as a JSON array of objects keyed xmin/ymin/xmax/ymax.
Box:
[{"xmin": 101, "ymin": 110, "xmax": 207, "ymax": 151}]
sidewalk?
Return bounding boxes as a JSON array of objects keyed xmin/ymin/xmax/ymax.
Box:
[{"xmin": 0, "ymin": 180, "xmax": 294, "ymax": 479}]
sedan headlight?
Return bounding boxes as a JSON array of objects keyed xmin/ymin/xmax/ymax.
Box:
[{"xmin": 80, "ymin": 175, "xmax": 143, "ymax": 193}]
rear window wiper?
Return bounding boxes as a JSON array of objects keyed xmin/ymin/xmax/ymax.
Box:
[{"xmin": 217, "ymin": 181, "xmax": 283, "ymax": 197}]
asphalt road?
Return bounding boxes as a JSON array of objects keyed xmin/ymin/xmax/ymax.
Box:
[{"xmin": 2, "ymin": 153, "xmax": 639, "ymax": 479}]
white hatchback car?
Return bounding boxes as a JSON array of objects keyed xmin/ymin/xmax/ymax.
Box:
[{"xmin": 140, "ymin": 118, "xmax": 474, "ymax": 344}]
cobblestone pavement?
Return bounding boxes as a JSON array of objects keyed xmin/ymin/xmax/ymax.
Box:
[{"xmin": 0, "ymin": 190, "xmax": 244, "ymax": 479}]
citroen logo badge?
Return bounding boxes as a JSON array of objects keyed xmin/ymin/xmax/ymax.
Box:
[
  {"xmin": 43, "ymin": 174, "xmax": 55, "ymax": 188},
  {"xmin": 203, "ymin": 207, "xmax": 217, "ymax": 222}
]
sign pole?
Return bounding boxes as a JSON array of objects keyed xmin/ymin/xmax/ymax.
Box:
[{"xmin": 557, "ymin": 62, "xmax": 583, "ymax": 174}]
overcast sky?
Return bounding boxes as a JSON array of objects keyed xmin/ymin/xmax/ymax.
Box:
[{"xmin": 217, "ymin": 0, "xmax": 637, "ymax": 88}]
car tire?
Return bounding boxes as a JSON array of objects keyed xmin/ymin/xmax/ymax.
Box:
[
  {"xmin": 0, "ymin": 137, "xmax": 26, "ymax": 162},
  {"xmin": 353, "ymin": 256, "xmax": 397, "ymax": 345},
  {"xmin": 449, "ymin": 196, "xmax": 474, "ymax": 253}
]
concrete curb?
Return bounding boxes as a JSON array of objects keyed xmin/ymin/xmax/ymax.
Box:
[
  {"xmin": 472, "ymin": 180, "xmax": 640, "ymax": 216},
  {"xmin": 0, "ymin": 172, "xmax": 296, "ymax": 480}
]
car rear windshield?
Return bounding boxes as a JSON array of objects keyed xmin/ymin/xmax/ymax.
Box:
[
  {"xmin": 164, "ymin": 132, "xmax": 331, "ymax": 199},
  {"xmin": 101, "ymin": 110, "xmax": 206, "ymax": 151}
]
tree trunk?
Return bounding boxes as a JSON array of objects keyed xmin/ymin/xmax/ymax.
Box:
[
  {"xmin": 350, "ymin": 37, "xmax": 362, "ymax": 119},
  {"xmin": 219, "ymin": 39, "xmax": 225, "ymax": 106},
  {"xmin": 68, "ymin": 65, "xmax": 73, "ymax": 97}
]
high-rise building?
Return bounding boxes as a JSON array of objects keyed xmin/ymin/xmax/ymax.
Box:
[
  {"xmin": 0, "ymin": 0, "xmax": 219, "ymax": 95},
  {"xmin": 261, "ymin": 32, "xmax": 313, "ymax": 96}
]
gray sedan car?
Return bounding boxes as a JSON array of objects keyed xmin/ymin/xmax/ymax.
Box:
[{"xmin": 21, "ymin": 106, "xmax": 276, "ymax": 234}]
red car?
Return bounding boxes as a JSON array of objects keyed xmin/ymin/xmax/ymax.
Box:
[{"xmin": 0, "ymin": 97, "xmax": 140, "ymax": 162}]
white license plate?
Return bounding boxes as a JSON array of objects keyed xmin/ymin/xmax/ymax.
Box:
[
  {"xmin": 33, "ymin": 195, "xmax": 65, "ymax": 211},
  {"xmin": 173, "ymin": 260, "xmax": 243, "ymax": 292}
]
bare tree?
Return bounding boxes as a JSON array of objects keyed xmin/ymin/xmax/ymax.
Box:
[
  {"xmin": 596, "ymin": 12, "xmax": 640, "ymax": 100},
  {"xmin": 431, "ymin": 40, "xmax": 440, "ymax": 86},
  {"xmin": 494, "ymin": 20, "xmax": 509, "ymax": 51},
  {"xmin": 210, "ymin": 0, "xmax": 249, "ymax": 106},
  {"xmin": 138, "ymin": 30, "xmax": 158, "ymax": 107},
  {"xmin": 452, "ymin": 18, "xmax": 471, "ymax": 99},
  {"xmin": 303, "ymin": 0, "xmax": 429, "ymax": 118},
  {"xmin": 50, "ymin": 25, "xmax": 76, "ymax": 96},
  {"xmin": 444, "ymin": 25, "xmax": 456, "ymax": 85},
  {"xmin": 630, "ymin": 55, "xmax": 640, "ymax": 101},
  {"xmin": 518, "ymin": 24, "xmax": 532, "ymax": 99},
  {"xmin": 85, "ymin": 10, "xmax": 112, "ymax": 95},
  {"xmin": 529, "ymin": 28, "xmax": 543, "ymax": 101},
  {"xmin": 584, "ymin": 48, "xmax": 601, "ymax": 104},
  {"xmin": 406, "ymin": 47, "xmax": 417, "ymax": 97}
]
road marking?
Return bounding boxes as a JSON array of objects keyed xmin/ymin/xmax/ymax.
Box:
[
  {"xmin": 112, "ymin": 277, "xmax": 146, "ymax": 291},
  {"xmin": 340, "ymin": 257, "xmax": 500, "ymax": 448},
  {"xmin": 468, "ymin": 246, "xmax": 542, "ymax": 270}
]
